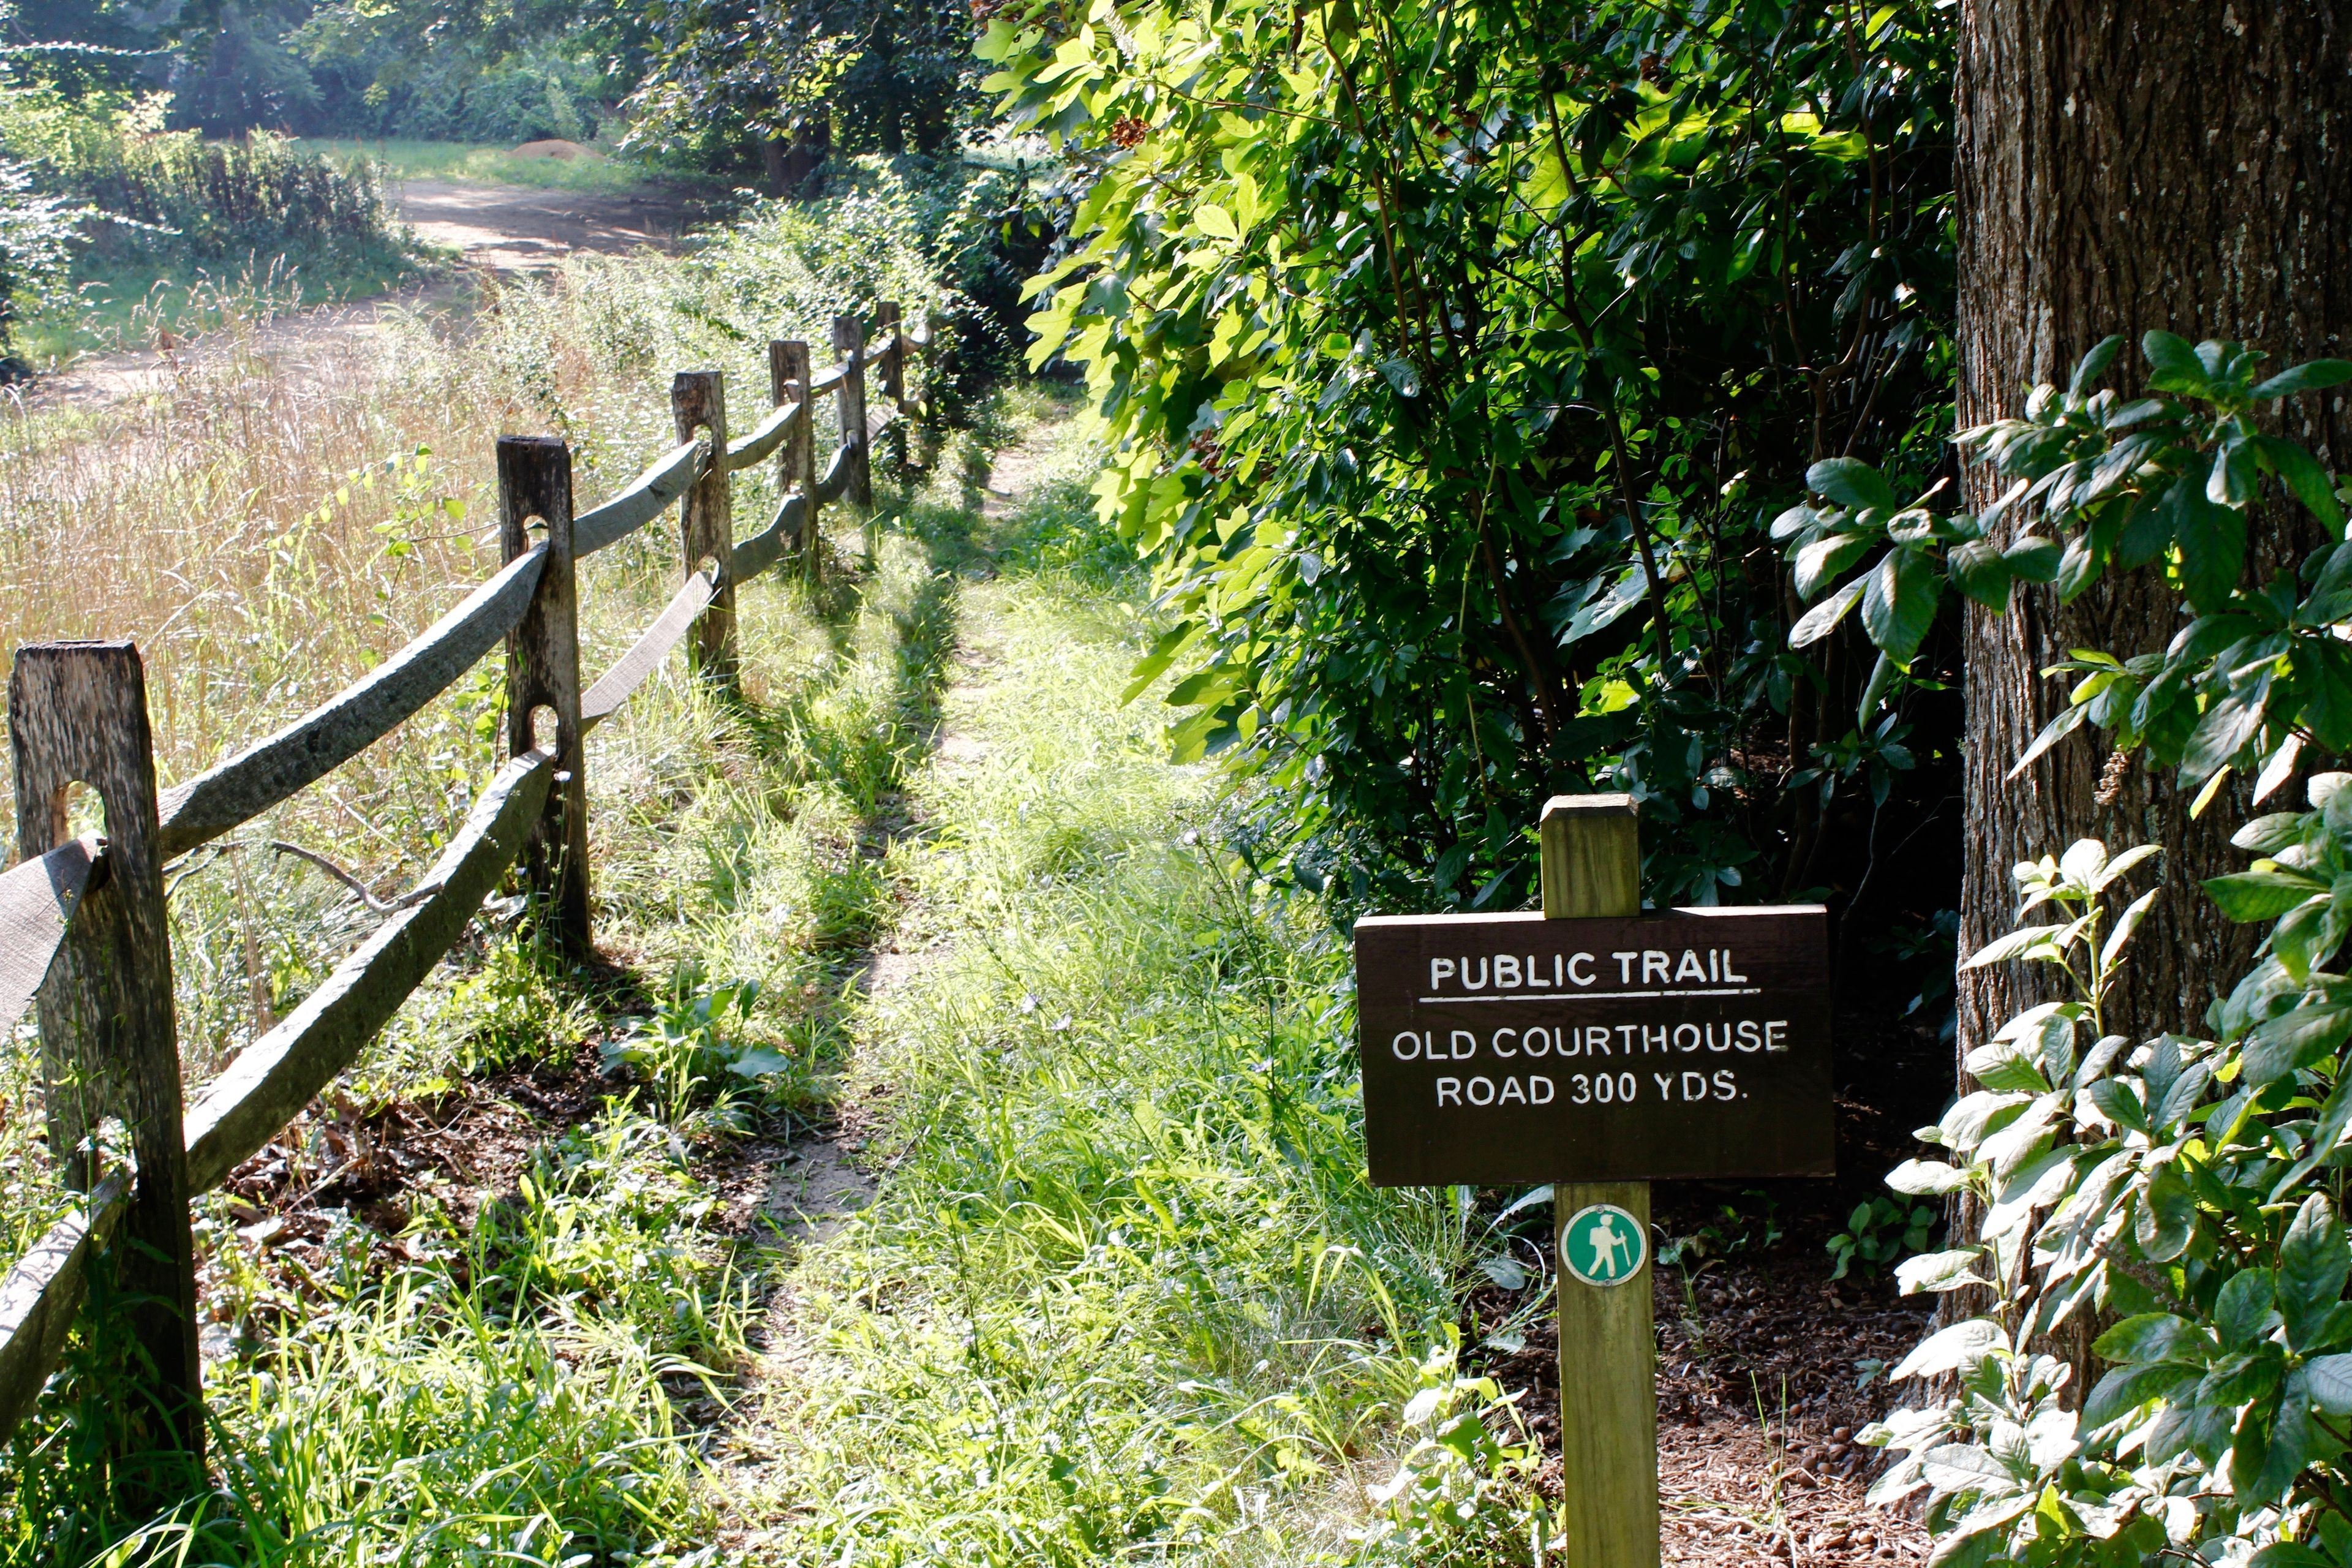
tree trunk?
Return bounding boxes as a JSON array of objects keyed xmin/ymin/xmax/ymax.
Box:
[
  {"xmin": 781, "ymin": 116, "xmax": 831, "ymax": 199},
  {"xmin": 1956, "ymin": 1, "xmax": 2352, "ymax": 1068}
]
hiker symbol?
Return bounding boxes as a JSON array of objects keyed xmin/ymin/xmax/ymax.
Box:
[{"xmin": 1560, "ymin": 1203, "xmax": 1648, "ymax": 1287}]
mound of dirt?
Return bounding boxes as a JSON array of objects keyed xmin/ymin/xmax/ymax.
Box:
[{"xmin": 510, "ymin": 138, "xmax": 605, "ymax": 160}]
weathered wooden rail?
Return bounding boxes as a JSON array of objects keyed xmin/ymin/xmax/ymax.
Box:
[{"xmin": 0, "ymin": 307, "xmax": 936, "ymax": 1458}]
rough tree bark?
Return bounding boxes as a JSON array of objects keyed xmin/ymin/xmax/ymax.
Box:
[{"xmin": 1956, "ymin": 2, "xmax": 2352, "ymax": 1072}]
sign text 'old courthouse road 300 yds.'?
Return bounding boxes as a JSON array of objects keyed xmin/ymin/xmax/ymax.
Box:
[{"xmin": 1352, "ymin": 908, "xmax": 1833, "ymax": 1185}]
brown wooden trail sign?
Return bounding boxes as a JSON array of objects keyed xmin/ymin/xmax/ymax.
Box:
[
  {"xmin": 1351, "ymin": 794, "xmax": 1833, "ymax": 1568},
  {"xmin": 1354, "ymin": 905, "xmax": 1833, "ymax": 1185}
]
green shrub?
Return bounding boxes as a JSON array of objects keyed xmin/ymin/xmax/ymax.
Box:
[
  {"xmin": 1866, "ymin": 813, "xmax": 2352, "ymax": 1563},
  {"xmin": 1826, "ymin": 1196, "xmax": 1936, "ymax": 1282},
  {"xmin": 0, "ymin": 86, "xmax": 411, "ymax": 331}
]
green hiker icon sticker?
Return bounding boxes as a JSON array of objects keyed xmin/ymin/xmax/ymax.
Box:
[{"xmin": 1561, "ymin": 1204, "xmax": 1647, "ymax": 1287}]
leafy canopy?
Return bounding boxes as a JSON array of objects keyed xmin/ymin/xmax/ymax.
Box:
[{"xmin": 982, "ymin": 0, "xmax": 1954, "ymax": 910}]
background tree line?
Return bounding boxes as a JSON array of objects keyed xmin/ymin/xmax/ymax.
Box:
[{"xmin": 7, "ymin": 0, "xmax": 978, "ymax": 189}]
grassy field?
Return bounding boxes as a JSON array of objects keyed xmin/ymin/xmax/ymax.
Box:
[
  {"xmin": 0, "ymin": 194, "xmax": 1529, "ymax": 1561},
  {"xmin": 298, "ymin": 138, "xmax": 701, "ymax": 194},
  {"xmin": 18, "ymin": 252, "xmax": 418, "ymax": 366}
]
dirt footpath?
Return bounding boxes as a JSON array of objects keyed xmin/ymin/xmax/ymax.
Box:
[
  {"xmin": 393, "ymin": 178, "xmax": 708, "ymax": 271},
  {"xmin": 32, "ymin": 177, "xmax": 712, "ymax": 407}
]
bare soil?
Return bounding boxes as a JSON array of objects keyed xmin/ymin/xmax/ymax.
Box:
[
  {"xmin": 393, "ymin": 178, "xmax": 707, "ymax": 272},
  {"xmin": 1467, "ymin": 978, "xmax": 1956, "ymax": 1566},
  {"xmin": 34, "ymin": 175, "xmax": 713, "ymax": 407}
]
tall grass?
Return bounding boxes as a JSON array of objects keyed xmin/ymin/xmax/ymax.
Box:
[
  {"xmin": 0, "ymin": 178, "xmax": 974, "ymax": 1563},
  {"xmin": 729, "ymin": 448, "xmax": 1488, "ymax": 1564},
  {"xmin": 0, "ymin": 181, "xmax": 1523, "ymax": 1563},
  {"xmin": 0, "ymin": 91, "xmax": 415, "ymax": 361}
]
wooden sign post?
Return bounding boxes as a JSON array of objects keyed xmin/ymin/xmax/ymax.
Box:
[{"xmin": 1353, "ymin": 794, "xmax": 1833, "ymax": 1566}]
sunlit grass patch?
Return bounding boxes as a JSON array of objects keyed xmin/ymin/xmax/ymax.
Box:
[
  {"xmin": 296, "ymin": 138, "xmax": 695, "ymax": 195},
  {"xmin": 731, "ymin": 473, "xmax": 1483, "ymax": 1564}
]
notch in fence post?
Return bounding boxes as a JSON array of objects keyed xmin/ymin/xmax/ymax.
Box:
[
  {"xmin": 498, "ymin": 435, "xmax": 589, "ymax": 951},
  {"xmin": 671, "ymin": 369, "xmax": 738, "ymax": 685},
  {"xmin": 770, "ymin": 339, "xmax": 818, "ymax": 586},
  {"xmin": 9, "ymin": 641, "xmax": 202, "ymax": 1466},
  {"xmin": 831, "ymin": 314, "xmax": 873, "ymax": 538},
  {"xmin": 1539, "ymin": 793, "xmax": 1658, "ymax": 1568}
]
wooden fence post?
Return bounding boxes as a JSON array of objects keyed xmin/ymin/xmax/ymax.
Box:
[
  {"xmin": 497, "ymin": 435, "xmax": 589, "ymax": 951},
  {"xmin": 875, "ymin": 301, "xmax": 905, "ymax": 412},
  {"xmin": 671, "ymin": 370, "xmax": 737, "ymax": 684},
  {"xmin": 875, "ymin": 300, "xmax": 908, "ymax": 475},
  {"xmin": 9, "ymin": 641, "xmax": 202, "ymax": 1464},
  {"xmin": 831, "ymin": 314, "xmax": 872, "ymax": 527},
  {"xmin": 770, "ymin": 339, "xmax": 818, "ymax": 585},
  {"xmin": 1540, "ymin": 793, "xmax": 1658, "ymax": 1567}
]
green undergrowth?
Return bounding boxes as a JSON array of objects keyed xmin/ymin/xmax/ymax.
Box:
[
  {"xmin": 731, "ymin": 434, "xmax": 1510, "ymax": 1563},
  {"xmin": 1, "ymin": 388, "xmax": 1531, "ymax": 1565},
  {"xmin": 295, "ymin": 139, "xmax": 695, "ymax": 195},
  {"xmin": 0, "ymin": 407, "xmax": 989, "ymax": 1563}
]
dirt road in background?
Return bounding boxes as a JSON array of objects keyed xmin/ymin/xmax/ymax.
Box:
[
  {"xmin": 33, "ymin": 176, "xmax": 713, "ymax": 405},
  {"xmin": 393, "ymin": 178, "xmax": 708, "ymax": 271}
]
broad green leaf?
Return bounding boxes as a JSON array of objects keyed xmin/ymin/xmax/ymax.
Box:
[
  {"xmin": 2092, "ymin": 1313, "xmax": 2205, "ymax": 1366},
  {"xmin": 726, "ymin": 1047, "xmax": 793, "ymax": 1078},
  {"xmin": 1193, "ymin": 203, "xmax": 1238, "ymax": 240},
  {"xmin": 2308, "ymin": 1352, "xmax": 2352, "ymax": 1414},
  {"xmin": 2244, "ymin": 1369, "xmax": 2315, "ymax": 1506},
  {"xmin": 2068, "ymin": 334, "xmax": 2125, "ymax": 395},
  {"xmin": 2272, "ymin": 1075, "xmax": 2352, "ymax": 1201},
  {"xmin": 1963, "ymin": 1041, "xmax": 2049, "ymax": 1095},
  {"xmin": 1794, "ymin": 533, "xmax": 1871, "ymax": 599},
  {"xmin": 2054, "ymin": 532, "xmax": 2105, "ymax": 601},
  {"xmin": 2094, "ymin": 842, "xmax": 2162, "ymax": 891},
  {"xmin": 1917, "ymin": 1442, "xmax": 2015, "ymax": 1496},
  {"xmin": 2232, "ymin": 813, "xmax": 2307, "ymax": 854},
  {"xmin": 2207, "ymin": 437, "xmax": 2258, "ymax": 508},
  {"xmin": 1789, "ymin": 577, "xmax": 1864, "ymax": 649},
  {"xmin": 2243, "ymin": 1002, "xmax": 2352, "ymax": 1085},
  {"xmin": 2082, "ymin": 1360, "xmax": 2196, "ymax": 1430},
  {"xmin": 2003, "ymin": 534, "xmax": 2062, "ymax": 583},
  {"xmin": 2249, "ymin": 359, "xmax": 2352, "ymax": 400},
  {"xmin": 2254, "ymin": 434, "xmax": 2346, "ymax": 527},
  {"xmin": 2203, "ymin": 869, "xmax": 2328, "ymax": 922},
  {"xmin": 1896, "ymin": 1248, "xmax": 1993, "ymax": 1295},
  {"xmin": 1560, "ymin": 567, "xmax": 1649, "ymax": 647},
  {"xmin": 2169, "ymin": 477, "xmax": 2248, "ymax": 614},
  {"xmin": 1807, "ymin": 457, "xmax": 1899, "ymax": 513},
  {"xmin": 1856, "ymin": 648, "xmax": 1898, "ymax": 726},
  {"xmin": 2087, "ymin": 1076, "xmax": 2149, "ymax": 1133},
  {"xmin": 2143, "ymin": 330, "xmax": 2210, "ymax": 393},
  {"xmin": 1959, "ymin": 925, "xmax": 2065, "ymax": 971},
  {"xmin": 1860, "ymin": 547, "xmax": 1942, "ymax": 665},
  {"xmin": 2181, "ymin": 694, "xmax": 2264, "ymax": 784},
  {"xmin": 2215, "ymin": 1268, "xmax": 2280, "ymax": 1349},
  {"xmin": 2007, "ymin": 705, "xmax": 2087, "ymax": 780},
  {"xmin": 2136, "ymin": 1159, "xmax": 2196, "ymax": 1262},
  {"xmin": 2152, "ymin": 1060, "xmax": 2214, "ymax": 1131},
  {"xmin": 2278, "ymin": 1194, "xmax": 2349, "ymax": 1350},
  {"xmin": 1946, "ymin": 538, "xmax": 2013, "ymax": 611},
  {"xmin": 1885, "ymin": 1158, "xmax": 1971, "ymax": 1196},
  {"xmin": 1891, "ymin": 1317, "xmax": 2005, "ymax": 1381}
]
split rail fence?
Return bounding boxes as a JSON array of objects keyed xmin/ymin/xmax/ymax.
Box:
[{"xmin": 0, "ymin": 303, "xmax": 936, "ymax": 1462}]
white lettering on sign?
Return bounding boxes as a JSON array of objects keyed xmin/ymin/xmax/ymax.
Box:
[
  {"xmin": 1439, "ymin": 1069, "xmax": 1744, "ymax": 1109},
  {"xmin": 1421, "ymin": 947, "xmax": 1755, "ymax": 1002},
  {"xmin": 1396, "ymin": 1020, "xmax": 1790, "ymax": 1065}
]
